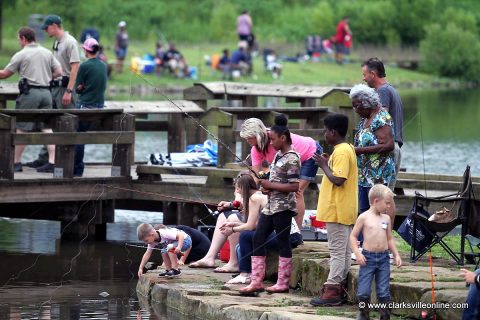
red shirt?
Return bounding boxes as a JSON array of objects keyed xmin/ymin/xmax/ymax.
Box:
[{"xmin": 335, "ymin": 20, "xmax": 349, "ymax": 44}]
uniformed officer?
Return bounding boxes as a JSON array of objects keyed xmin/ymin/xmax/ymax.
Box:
[
  {"xmin": 27, "ymin": 14, "xmax": 81, "ymax": 169},
  {"xmin": 0, "ymin": 27, "xmax": 62, "ymax": 173}
]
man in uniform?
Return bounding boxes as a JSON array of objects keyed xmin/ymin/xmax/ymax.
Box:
[
  {"xmin": 0, "ymin": 27, "xmax": 62, "ymax": 173},
  {"xmin": 27, "ymin": 14, "xmax": 81, "ymax": 169}
]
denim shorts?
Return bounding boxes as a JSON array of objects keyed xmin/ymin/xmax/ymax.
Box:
[
  {"xmin": 299, "ymin": 142, "xmax": 323, "ymax": 181},
  {"xmin": 223, "ymin": 210, "xmax": 244, "ymax": 222},
  {"xmin": 160, "ymin": 234, "xmax": 192, "ymax": 254}
]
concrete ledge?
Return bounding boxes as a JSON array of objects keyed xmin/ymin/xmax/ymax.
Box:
[{"xmin": 137, "ymin": 242, "xmax": 469, "ymax": 320}]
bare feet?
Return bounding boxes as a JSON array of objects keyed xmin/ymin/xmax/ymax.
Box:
[
  {"xmin": 213, "ymin": 263, "xmax": 239, "ymax": 273},
  {"xmin": 188, "ymin": 259, "xmax": 217, "ymax": 268}
]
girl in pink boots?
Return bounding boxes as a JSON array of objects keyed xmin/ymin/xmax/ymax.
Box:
[{"xmin": 240, "ymin": 115, "xmax": 301, "ymax": 295}]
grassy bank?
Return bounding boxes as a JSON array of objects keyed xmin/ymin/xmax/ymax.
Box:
[
  {"xmin": 0, "ymin": 37, "xmax": 455, "ymax": 91},
  {"xmin": 394, "ymin": 232, "xmax": 466, "ymax": 261}
]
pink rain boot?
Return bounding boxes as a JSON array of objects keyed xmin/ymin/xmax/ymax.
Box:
[
  {"xmin": 239, "ymin": 256, "xmax": 266, "ymax": 295},
  {"xmin": 266, "ymin": 257, "xmax": 292, "ymax": 293}
]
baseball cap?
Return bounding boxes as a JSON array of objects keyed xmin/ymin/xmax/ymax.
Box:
[
  {"xmin": 83, "ymin": 38, "xmax": 99, "ymax": 52},
  {"xmin": 42, "ymin": 15, "xmax": 62, "ymax": 30},
  {"xmin": 118, "ymin": 21, "xmax": 127, "ymax": 28}
]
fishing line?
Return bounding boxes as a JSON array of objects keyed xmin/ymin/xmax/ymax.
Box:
[
  {"xmin": 104, "ymin": 184, "xmax": 217, "ymax": 207},
  {"xmin": 0, "ymin": 182, "xmax": 106, "ymax": 289},
  {"xmin": 134, "ymin": 72, "xmax": 260, "ymax": 179},
  {"xmin": 124, "ymin": 243, "xmax": 137, "ymax": 299},
  {"xmin": 37, "ymin": 184, "xmax": 105, "ymax": 315},
  {"xmin": 418, "ymin": 110, "xmax": 428, "ymax": 197}
]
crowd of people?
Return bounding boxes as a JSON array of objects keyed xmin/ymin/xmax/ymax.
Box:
[
  {"xmin": 0, "ymin": 15, "xmax": 108, "ymax": 176},
  {"xmin": 2, "ymin": 12, "xmax": 476, "ymax": 319},
  {"xmin": 135, "ymin": 57, "xmax": 478, "ymax": 319}
]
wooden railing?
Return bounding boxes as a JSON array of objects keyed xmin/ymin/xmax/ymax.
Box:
[
  {"xmin": 184, "ymin": 82, "xmax": 355, "ymax": 167},
  {"xmin": 0, "ymin": 109, "xmax": 135, "ymax": 179}
]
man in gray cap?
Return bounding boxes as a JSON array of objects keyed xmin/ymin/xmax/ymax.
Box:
[
  {"xmin": 0, "ymin": 27, "xmax": 62, "ymax": 173},
  {"xmin": 27, "ymin": 14, "xmax": 81, "ymax": 169}
]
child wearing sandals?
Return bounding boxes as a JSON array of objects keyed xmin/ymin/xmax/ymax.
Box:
[
  {"xmin": 137, "ymin": 223, "xmax": 192, "ymax": 278},
  {"xmin": 189, "ymin": 171, "xmax": 266, "ymax": 273},
  {"xmin": 239, "ymin": 115, "xmax": 301, "ymax": 295}
]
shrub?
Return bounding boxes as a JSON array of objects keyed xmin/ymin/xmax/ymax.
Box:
[{"xmin": 420, "ymin": 23, "xmax": 480, "ymax": 81}]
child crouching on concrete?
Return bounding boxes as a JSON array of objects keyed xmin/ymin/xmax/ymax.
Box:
[
  {"xmin": 137, "ymin": 223, "xmax": 192, "ymax": 278},
  {"xmin": 350, "ymin": 184, "xmax": 402, "ymax": 320}
]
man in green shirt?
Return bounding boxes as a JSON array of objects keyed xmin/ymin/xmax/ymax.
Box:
[{"xmin": 73, "ymin": 38, "xmax": 108, "ymax": 177}]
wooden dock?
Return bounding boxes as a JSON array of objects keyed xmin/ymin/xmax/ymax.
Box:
[{"xmin": 0, "ymin": 82, "xmax": 476, "ymax": 240}]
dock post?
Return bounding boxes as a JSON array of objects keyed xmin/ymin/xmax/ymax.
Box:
[
  {"xmin": 167, "ymin": 114, "xmax": 186, "ymax": 152},
  {"xmin": 112, "ymin": 113, "xmax": 135, "ymax": 177},
  {"xmin": 0, "ymin": 113, "xmax": 15, "ymax": 179},
  {"xmin": 55, "ymin": 114, "xmax": 78, "ymax": 178}
]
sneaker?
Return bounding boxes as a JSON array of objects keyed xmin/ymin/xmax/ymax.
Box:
[
  {"xmin": 166, "ymin": 269, "xmax": 181, "ymax": 278},
  {"xmin": 14, "ymin": 162, "xmax": 23, "ymax": 172},
  {"xmin": 25, "ymin": 159, "xmax": 47, "ymax": 168},
  {"xmin": 159, "ymin": 269, "xmax": 171, "ymax": 277},
  {"xmin": 36, "ymin": 162, "xmax": 55, "ymax": 173}
]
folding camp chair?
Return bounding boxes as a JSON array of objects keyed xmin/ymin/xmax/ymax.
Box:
[
  {"xmin": 465, "ymin": 235, "xmax": 480, "ymax": 269},
  {"xmin": 410, "ymin": 166, "xmax": 473, "ymax": 265}
]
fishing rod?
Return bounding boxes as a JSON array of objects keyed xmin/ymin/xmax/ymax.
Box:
[
  {"xmin": 134, "ymin": 73, "xmax": 260, "ymax": 180},
  {"xmin": 125, "ymin": 243, "xmax": 163, "ymax": 251}
]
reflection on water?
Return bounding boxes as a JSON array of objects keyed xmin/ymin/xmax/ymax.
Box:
[
  {"xmin": 0, "ymin": 210, "xmax": 180, "ymax": 319},
  {"xmin": 400, "ymin": 88, "xmax": 480, "ymax": 176}
]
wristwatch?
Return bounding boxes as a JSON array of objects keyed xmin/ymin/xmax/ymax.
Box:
[{"xmin": 66, "ymin": 88, "xmax": 73, "ymax": 94}]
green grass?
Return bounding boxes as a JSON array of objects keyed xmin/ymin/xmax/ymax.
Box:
[
  {"xmin": 0, "ymin": 38, "xmax": 452, "ymax": 94},
  {"xmin": 393, "ymin": 232, "xmax": 463, "ymax": 260}
]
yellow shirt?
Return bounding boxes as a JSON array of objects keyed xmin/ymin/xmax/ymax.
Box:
[{"xmin": 316, "ymin": 143, "xmax": 358, "ymax": 225}]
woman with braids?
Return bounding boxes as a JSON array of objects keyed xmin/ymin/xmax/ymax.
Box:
[
  {"xmin": 240, "ymin": 117, "xmax": 322, "ymax": 234},
  {"xmin": 240, "ymin": 115, "xmax": 301, "ymax": 295},
  {"xmin": 189, "ymin": 172, "xmax": 267, "ymax": 273}
]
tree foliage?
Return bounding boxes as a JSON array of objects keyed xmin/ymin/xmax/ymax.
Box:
[
  {"xmin": 2, "ymin": 0, "xmax": 480, "ymax": 80},
  {"xmin": 420, "ymin": 23, "xmax": 480, "ymax": 81}
]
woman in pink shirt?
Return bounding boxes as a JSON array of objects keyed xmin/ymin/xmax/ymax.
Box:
[{"xmin": 240, "ymin": 117, "xmax": 323, "ymax": 232}]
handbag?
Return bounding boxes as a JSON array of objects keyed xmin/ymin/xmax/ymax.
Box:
[{"xmin": 398, "ymin": 204, "xmax": 434, "ymax": 252}]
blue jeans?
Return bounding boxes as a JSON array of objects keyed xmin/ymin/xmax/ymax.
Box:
[
  {"xmin": 299, "ymin": 142, "xmax": 323, "ymax": 181},
  {"xmin": 237, "ymin": 230, "xmax": 303, "ymax": 273},
  {"xmin": 358, "ymin": 185, "xmax": 371, "ymax": 214},
  {"xmin": 74, "ymin": 104, "xmax": 104, "ymax": 176},
  {"xmin": 357, "ymin": 185, "xmax": 372, "ymax": 244},
  {"xmin": 356, "ymin": 250, "xmax": 391, "ymax": 302},
  {"xmin": 238, "ymin": 230, "xmax": 277, "ymax": 273},
  {"xmin": 160, "ymin": 235, "xmax": 192, "ymax": 254},
  {"xmin": 462, "ymin": 269, "xmax": 480, "ymax": 320}
]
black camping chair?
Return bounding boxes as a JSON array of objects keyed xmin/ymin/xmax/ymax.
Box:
[
  {"xmin": 465, "ymin": 234, "xmax": 480, "ymax": 268},
  {"xmin": 410, "ymin": 166, "xmax": 473, "ymax": 265}
]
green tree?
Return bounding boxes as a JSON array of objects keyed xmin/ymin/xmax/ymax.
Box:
[
  {"xmin": 0, "ymin": 0, "xmax": 16, "ymax": 49},
  {"xmin": 309, "ymin": 2, "xmax": 335, "ymax": 38},
  {"xmin": 392, "ymin": 0, "xmax": 437, "ymax": 45},
  {"xmin": 420, "ymin": 23, "xmax": 480, "ymax": 81},
  {"xmin": 209, "ymin": 1, "xmax": 237, "ymax": 42},
  {"xmin": 438, "ymin": 7, "xmax": 477, "ymax": 33}
]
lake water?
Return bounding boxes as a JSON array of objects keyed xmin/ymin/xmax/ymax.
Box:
[{"xmin": 1, "ymin": 88, "xmax": 478, "ymax": 319}]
